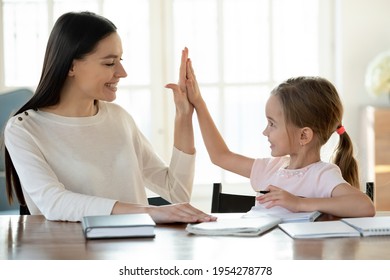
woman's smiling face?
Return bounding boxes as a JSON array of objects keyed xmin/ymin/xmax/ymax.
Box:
[{"xmin": 68, "ymin": 32, "xmax": 127, "ymax": 102}]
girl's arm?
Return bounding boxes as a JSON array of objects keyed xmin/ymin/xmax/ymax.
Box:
[
  {"xmin": 257, "ymin": 184, "xmax": 376, "ymax": 217},
  {"xmin": 317, "ymin": 183, "xmax": 375, "ymax": 217},
  {"xmin": 186, "ymin": 58, "xmax": 255, "ymax": 178}
]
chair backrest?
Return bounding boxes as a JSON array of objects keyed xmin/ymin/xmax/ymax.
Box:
[
  {"xmin": 365, "ymin": 182, "xmax": 374, "ymax": 202},
  {"xmin": 1, "ymin": 89, "xmax": 33, "ymax": 213},
  {"xmin": 0, "ymin": 88, "xmax": 34, "ymax": 171},
  {"xmin": 211, "ymin": 183, "xmax": 255, "ymax": 213},
  {"xmin": 0, "ymin": 172, "xmax": 19, "ymax": 213},
  {"xmin": 147, "ymin": 196, "xmax": 171, "ymax": 206}
]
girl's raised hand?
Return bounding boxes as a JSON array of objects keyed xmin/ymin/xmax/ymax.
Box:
[{"xmin": 185, "ymin": 58, "xmax": 203, "ymax": 107}]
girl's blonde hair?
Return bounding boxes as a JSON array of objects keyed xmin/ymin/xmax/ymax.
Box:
[{"xmin": 271, "ymin": 76, "xmax": 360, "ymax": 188}]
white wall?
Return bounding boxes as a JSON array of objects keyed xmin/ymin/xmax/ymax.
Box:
[{"xmin": 335, "ymin": 0, "xmax": 390, "ymax": 183}]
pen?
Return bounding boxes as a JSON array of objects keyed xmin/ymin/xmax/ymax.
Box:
[{"xmin": 257, "ymin": 190, "xmax": 270, "ymax": 194}]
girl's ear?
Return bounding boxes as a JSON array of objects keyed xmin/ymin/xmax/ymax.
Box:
[{"xmin": 300, "ymin": 127, "xmax": 314, "ymax": 145}]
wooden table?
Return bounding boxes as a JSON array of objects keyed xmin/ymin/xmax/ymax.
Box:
[{"xmin": 1, "ymin": 214, "xmax": 390, "ymax": 260}]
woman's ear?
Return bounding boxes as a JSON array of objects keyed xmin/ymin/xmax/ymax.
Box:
[
  {"xmin": 68, "ymin": 61, "xmax": 76, "ymax": 77},
  {"xmin": 300, "ymin": 127, "xmax": 314, "ymax": 145}
]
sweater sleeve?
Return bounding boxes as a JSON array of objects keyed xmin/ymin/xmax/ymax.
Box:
[
  {"xmin": 134, "ymin": 128, "xmax": 196, "ymax": 203},
  {"xmin": 5, "ymin": 118, "xmax": 116, "ymax": 222},
  {"xmin": 167, "ymin": 147, "xmax": 196, "ymax": 202}
]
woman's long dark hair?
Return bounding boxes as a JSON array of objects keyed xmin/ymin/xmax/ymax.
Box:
[{"xmin": 5, "ymin": 11, "xmax": 117, "ymax": 206}]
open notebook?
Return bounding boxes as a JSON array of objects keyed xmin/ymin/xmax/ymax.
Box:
[
  {"xmin": 186, "ymin": 213, "xmax": 281, "ymax": 236},
  {"xmin": 243, "ymin": 205, "xmax": 321, "ymax": 223},
  {"xmin": 341, "ymin": 216, "xmax": 390, "ymax": 236},
  {"xmin": 279, "ymin": 220, "xmax": 361, "ymax": 239},
  {"xmin": 279, "ymin": 216, "xmax": 390, "ymax": 239}
]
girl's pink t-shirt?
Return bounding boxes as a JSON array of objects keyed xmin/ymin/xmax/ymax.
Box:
[{"xmin": 250, "ymin": 157, "xmax": 348, "ymax": 198}]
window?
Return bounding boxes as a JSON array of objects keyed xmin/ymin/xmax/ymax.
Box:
[{"xmin": 1, "ymin": 0, "xmax": 333, "ymax": 186}]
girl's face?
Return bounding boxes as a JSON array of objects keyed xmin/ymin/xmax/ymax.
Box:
[
  {"xmin": 262, "ymin": 95, "xmax": 300, "ymax": 157},
  {"xmin": 69, "ymin": 32, "xmax": 127, "ymax": 102}
]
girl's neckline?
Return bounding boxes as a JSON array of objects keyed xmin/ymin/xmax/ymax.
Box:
[
  {"xmin": 276, "ymin": 160, "xmax": 322, "ymax": 179},
  {"xmin": 283, "ymin": 159, "xmax": 322, "ymax": 170}
]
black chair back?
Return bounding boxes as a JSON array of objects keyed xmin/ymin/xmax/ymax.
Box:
[{"xmin": 211, "ymin": 183, "xmax": 255, "ymax": 213}]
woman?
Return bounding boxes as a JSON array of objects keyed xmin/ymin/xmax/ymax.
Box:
[{"xmin": 4, "ymin": 11, "xmax": 215, "ymax": 223}]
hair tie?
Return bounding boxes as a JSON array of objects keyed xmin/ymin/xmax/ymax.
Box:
[{"xmin": 336, "ymin": 125, "xmax": 345, "ymax": 135}]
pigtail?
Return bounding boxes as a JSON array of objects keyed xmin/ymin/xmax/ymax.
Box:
[{"xmin": 332, "ymin": 128, "xmax": 360, "ymax": 188}]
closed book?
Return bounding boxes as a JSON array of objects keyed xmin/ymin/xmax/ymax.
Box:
[
  {"xmin": 279, "ymin": 220, "xmax": 361, "ymax": 239},
  {"xmin": 186, "ymin": 214, "xmax": 281, "ymax": 236},
  {"xmin": 81, "ymin": 213, "xmax": 156, "ymax": 239},
  {"xmin": 341, "ymin": 216, "xmax": 390, "ymax": 237}
]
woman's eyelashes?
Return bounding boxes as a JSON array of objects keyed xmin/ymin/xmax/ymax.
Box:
[{"xmin": 105, "ymin": 58, "xmax": 123, "ymax": 67}]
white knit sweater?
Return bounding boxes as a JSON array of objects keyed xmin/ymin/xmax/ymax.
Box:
[{"xmin": 5, "ymin": 102, "xmax": 195, "ymax": 221}]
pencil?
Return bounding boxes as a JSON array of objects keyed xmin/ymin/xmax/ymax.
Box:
[{"xmin": 257, "ymin": 190, "xmax": 270, "ymax": 194}]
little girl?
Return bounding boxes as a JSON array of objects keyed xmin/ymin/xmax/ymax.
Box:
[{"xmin": 183, "ymin": 56, "xmax": 375, "ymax": 218}]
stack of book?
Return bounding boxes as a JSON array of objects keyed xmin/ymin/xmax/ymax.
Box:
[
  {"xmin": 243, "ymin": 205, "xmax": 321, "ymax": 223},
  {"xmin": 186, "ymin": 205, "xmax": 322, "ymax": 237},
  {"xmin": 186, "ymin": 214, "xmax": 281, "ymax": 236}
]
